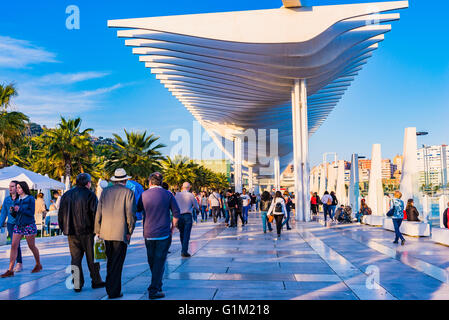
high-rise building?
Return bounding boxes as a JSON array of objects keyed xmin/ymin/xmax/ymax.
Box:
[
  {"xmin": 381, "ymin": 159, "xmax": 394, "ymax": 179},
  {"xmin": 416, "ymin": 145, "xmax": 449, "ymax": 187}
]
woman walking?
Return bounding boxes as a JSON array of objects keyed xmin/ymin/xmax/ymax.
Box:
[
  {"xmin": 1, "ymin": 181, "xmax": 42, "ymax": 278},
  {"xmin": 260, "ymin": 191, "xmax": 273, "ymax": 233},
  {"xmin": 267, "ymin": 191, "xmax": 287, "ymax": 238},
  {"xmin": 330, "ymin": 191, "xmax": 338, "ymax": 221},
  {"xmin": 310, "ymin": 192, "xmax": 318, "ymax": 217},
  {"xmin": 200, "ymin": 191, "xmax": 208, "ymax": 222},
  {"xmin": 391, "ymin": 191, "xmax": 406, "ymax": 245},
  {"xmin": 282, "ymin": 192, "xmax": 292, "ymax": 230},
  {"xmin": 406, "ymin": 199, "xmax": 420, "ymax": 222}
]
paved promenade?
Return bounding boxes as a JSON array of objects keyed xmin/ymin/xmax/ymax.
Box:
[{"xmin": 1, "ymin": 211, "xmax": 449, "ymax": 300}]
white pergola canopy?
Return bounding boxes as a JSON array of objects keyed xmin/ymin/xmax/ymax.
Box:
[{"xmin": 108, "ymin": 1, "xmax": 408, "ymax": 177}]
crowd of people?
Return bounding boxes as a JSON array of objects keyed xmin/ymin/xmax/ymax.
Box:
[
  {"xmin": 0, "ymin": 169, "xmax": 296, "ymax": 299},
  {"xmin": 3, "ymin": 168, "xmax": 447, "ymax": 298}
]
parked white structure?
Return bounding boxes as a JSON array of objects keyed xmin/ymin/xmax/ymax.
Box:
[
  {"xmin": 400, "ymin": 127, "xmax": 419, "ymax": 203},
  {"xmin": 109, "ymin": 0, "xmax": 408, "ymax": 221}
]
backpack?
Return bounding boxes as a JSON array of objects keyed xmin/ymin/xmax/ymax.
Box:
[
  {"xmin": 326, "ymin": 197, "xmax": 332, "ymax": 206},
  {"xmin": 275, "ymin": 202, "xmax": 283, "ymax": 213}
]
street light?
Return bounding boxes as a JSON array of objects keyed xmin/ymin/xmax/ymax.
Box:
[{"xmin": 416, "ymin": 132, "xmax": 429, "ymax": 136}]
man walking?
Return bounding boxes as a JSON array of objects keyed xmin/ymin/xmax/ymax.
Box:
[
  {"xmin": 174, "ymin": 182, "xmax": 199, "ymax": 258},
  {"xmin": 95, "ymin": 168, "xmax": 136, "ymax": 299},
  {"xmin": 58, "ymin": 173, "xmax": 105, "ymax": 292},
  {"xmin": 0, "ymin": 181, "xmax": 22, "ymax": 272},
  {"xmin": 208, "ymin": 189, "xmax": 222, "ymax": 223},
  {"xmin": 240, "ymin": 188, "xmax": 251, "ymax": 225},
  {"xmin": 137, "ymin": 172, "xmax": 180, "ymax": 299}
]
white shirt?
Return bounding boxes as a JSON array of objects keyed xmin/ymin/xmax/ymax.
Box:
[
  {"xmin": 321, "ymin": 194, "xmax": 333, "ymax": 205},
  {"xmin": 241, "ymin": 194, "xmax": 251, "ymax": 207},
  {"xmin": 209, "ymin": 193, "xmax": 221, "ymax": 207},
  {"xmin": 267, "ymin": 197, "xmax": 287, "ymax": 216}
]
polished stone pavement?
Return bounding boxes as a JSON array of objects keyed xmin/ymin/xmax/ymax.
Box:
[{"xmin": 1, "ymin": 211, "xmax": 449, "ymax": 300}]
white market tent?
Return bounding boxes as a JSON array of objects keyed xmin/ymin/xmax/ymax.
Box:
[{"xmin": 0, "ymin": 166, "xmax": 66, "ymax": 190}]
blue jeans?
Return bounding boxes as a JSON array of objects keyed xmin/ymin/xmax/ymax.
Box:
[
  {"xmin": 224, "ymin": 209, "xmax": 230, "ymax": 224},
  {"xmin": 178, "ymin": 213, "xmax": 193, "ymax": 255},
  {"xmin": 282, "ymin": 210, "xmax": 291, "ymax": 229},
  {"xmin": 192, "ymin": 209, "xmax": 198, "ymax": 223},
  {"xmin": 7, "ymin": 223, "xmax": 22, "ymax": 264},
  {"xmin": 242, "ymin": 206, "xmax": 250, "ymax": 224},
  {"xmin": 145, "ymin": 236, "xmax": 172, "ymax": 294},
  {"xmin": 393, "ymin": 218, "xmax": 405, "ymax": 242},
  {"xmin": 323, "ymin": 204, "xmax": 331, "ymax": 221},
  {"xmin": 201, "ymin": 206, "xmax": 207, "ymax": 220},
  {"xmin": 329, "ymin": 205, "xmax": 337, "ymax": 219},
  {"xmin": 261, "ymin": 211, "xmax": 272, "ymax": 233}
]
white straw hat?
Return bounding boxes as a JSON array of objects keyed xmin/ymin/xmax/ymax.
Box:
[{"xmin": 110, "ymin": 168, "xmax": 131, "ymax": 182}]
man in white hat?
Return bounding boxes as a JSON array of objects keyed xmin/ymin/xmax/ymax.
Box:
[{"xmin": 95, "ymin": 168, "xmax": 137, "ymax": 299}]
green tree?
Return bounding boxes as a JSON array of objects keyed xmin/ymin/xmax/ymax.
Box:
[
  {"xmin": 161, "ymin": 156, "xmax": 197, "ymax": 190},
  {"xmin": 0, "ymin": 83, "xmax": 29, "ymax": 168},
  {"xmin": 105, "ymin": 130, "xmax": 165, "ymax": 186},
  {"xmin": 30, "ymin": 117, "xmax": 94, "ymax": 180}
]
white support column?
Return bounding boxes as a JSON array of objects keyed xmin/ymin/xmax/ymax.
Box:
[
  {"xmin": 367, "ymin": 144, "xmax": 383, "ymax": 216},
  {"xmin": 292, "ymin": 79, "xmax": 308, "ymax": 222},
  {"xmin": 234, "ymin": 136, "xmax": 243, "ymax": 193},
  {"xmin": 349, "ymin": 154, "xmax": 360, "ymax": 215},
  {"xmin": 274, "ymin": 156, "xmax": 281, "ymax": 192},
  {"xmin": 299, "ymin": 79, "xmax": 310, "ymax": 222},
  {"xmin": 248, "ymin": 166, "xmax": 254, "ymax": 193},
  {"xmin": 336, "ymin": 160, "xmax": 347, "ymax": 206},
  {"xmin": 400, "ymin": 127, "xmax": 418, "ymax": 203}
]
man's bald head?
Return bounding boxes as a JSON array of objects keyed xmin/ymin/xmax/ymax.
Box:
[{"xmin": 182, "ymin": 182, "xmax": 191, "ymax": 191}]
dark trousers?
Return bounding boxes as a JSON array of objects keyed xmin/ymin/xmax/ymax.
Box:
[
  {"xmin": 211, "ymin": 206, "xmax": 220, "ymax": 223},
  {"xmin": 229, "ymin": 208, "xmax": 236, "ymax": 227},
  {"xmin": 145, "ymin": 237, "xmax": 172, "ymax": 294},
  {"xmin": 235, "ymin": 210, "xmax": 244, "ymax": 226},
  {"xmin": 323, "ymin": 204, "xmax": 331, "ymax": 221},
  {"xmin": 67, "ymin": 234, "xmax": 103, "ymax": 289},
  {"xmin": 7, "ymin": 223, "xmax": 22, "ymax": 264},
  {"xmin": 393, "ymin": 219, "xmax": 405, "ymax": 242},
  {"xmin": 274, "ymin": 215, "xmax": 284, "ymax": 236},
  {"xmin": 104, "ymin": 240, "xmax": 128, "ymax": 298},
  {"xmin": 178, "ymin": 213, "xmax": 193, "ymax": 254}
]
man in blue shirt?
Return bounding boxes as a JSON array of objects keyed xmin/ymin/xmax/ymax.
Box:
[
  {"xmin": 0, "ymin": 181, "xmax": 22, "ymax": 272},
  {"xmin": 137, "ymin": 172, "xmax": 180, "ymax": 300}
]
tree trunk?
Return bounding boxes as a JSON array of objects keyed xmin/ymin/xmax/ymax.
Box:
[{"xmin": 64, "ymin": 155, "xmax": 71, "ymax": 178}]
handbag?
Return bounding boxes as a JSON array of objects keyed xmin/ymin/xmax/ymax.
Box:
[
  {"xmin": 268, "ymin": 214, "xmax": 274, "ymax": 223},
  {"xmin": 386, "ymin": 208, "xmax": 394, "ymax": 217},
  {"xmin": 94, "ymin": 236, "xmax": 107, "ymax": 262}
]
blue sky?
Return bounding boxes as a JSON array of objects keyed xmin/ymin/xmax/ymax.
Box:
[{"xmin": 1, "ymin": 0, "xmax": 448, "ymax": 167}]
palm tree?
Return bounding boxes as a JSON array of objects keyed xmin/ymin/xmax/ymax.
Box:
[
  {"xmin": 161, "ymin": 156, "xmax": 197, "ymax": 190},
  {"xmin": 31, "ymin": 117, "xmax": 94, "ymax": 180},
  {"xmin": 0, "ymin": 83, "xmax": 29, "ymax": 168},
  {"xmin": 0, "ymin": 111, "xmax": 29, "ymax": 168},
  {"xmin": 105, "ymin": 130, "xmax": 165, "ymax": 186},
  {"xmin": 0, "ymin": 83, "xmax": 18, "ymax": 111}
]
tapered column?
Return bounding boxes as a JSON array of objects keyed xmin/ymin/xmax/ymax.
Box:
[
  {"xmin": 367, "ymin": 144, "xmax": 383, "ymax": 216},
  {"xmin": 336, "ymin": 160, "xmax": 347, "ymax": 206},
  {"xmin": 234, "ymin": 136, "xmax": 243, "ymax": 193},
  {"xmin": 400, "ymin": 127, "xmax": 418, "ymax": 203},
  {"xmin": 349, "ymin": 154, "xmax": 360, "ymax": 215},
  {"xmin": 274, "ymin": 156, "xmax": 281, "ymax": 192},
  {"xmin": 248, "ymin": 166, "xmax": 254, "ymax": 193},
  {"xmin": 292, "ymin": 79, "xmax": 308, "ymax": 222}
]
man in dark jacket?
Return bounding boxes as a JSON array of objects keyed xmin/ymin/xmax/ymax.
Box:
[{"xmin": 58, "ymin": 173, "xmax": 105, "ymax": 292}]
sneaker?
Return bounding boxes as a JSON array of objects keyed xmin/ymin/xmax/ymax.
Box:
[
  {"xmin": 92, "ymin": 281, "xmax": 106, "ymax": 289},
  {"xmin": 74, "ymin": 288, "xmax": 82, "ymax": 293},
  {"xmin": 13, "ymin": 263, "xmax": 23, "ymax": 272},
  {"xmin": 393, "ymin": 241, "xmax": 398, "ymax": 244},
  {"xmin": 1, "ymin": 270, "xmax": 14, "ymax": 278},
  {"xmin": 287, "ymin": 227, "xmax": 292, "ymax": 230},
  {"xmin": 31, "ymin": 264, "xmax": 42, "ymax": 273},
  {"xmin": 149, "ymin": 291, "xmax": 165, "ymax": 300},
  {"xmin": 401, "ymin": 240, "xmax": 406, "ymax": 246},
  {"xmin": 181, "ymin": 252, "xmax": 191, "ymax": 258}
]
